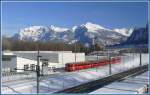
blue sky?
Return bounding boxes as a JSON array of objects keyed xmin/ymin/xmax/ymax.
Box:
[{"xmin": 2, "ymin": 2, "xmax": 148, "ymax": 36}]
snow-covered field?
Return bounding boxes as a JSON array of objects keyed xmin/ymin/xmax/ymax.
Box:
[
  {"xmin": 89, "ymin": 71, "xmax": 149, "ymax": 94},
  {"xmin": 2, "ymin": 53, "xmax": 149, "ymax": 94}
]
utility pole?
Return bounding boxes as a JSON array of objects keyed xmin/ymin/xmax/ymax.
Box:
[
  {"xmin": 108, "ymin": 50, "xmax": 111, "ymax": 75},
  {"xmin": 14, "ymin": 45, "xmax": 41, "ymax": 94},
  {"xmin": 62, "ymin": 43, "xmax": 64, "ymax": 65},
  {"xmin": 14, "ymin": 53, "xmax": 41, "ymax": 94},
  {"xmin": 140, "ymin": 49, "xmax": 142, "ymax": 66},
  {"xmin": 95, "ymin": 37, "xmax": 98, "ymax": 61},
  {"xmin": 75, "ymin": 39, "xmax": 77, "ymax": 62},
  {"xmin": 92, "ymin": 37, "xmax": 95, "ymax": 53},
  {"xmin": 92, "ymin": 37, "xmax": 96, "ymax": 60},
  {"xmin": 94, "ymin": 37, "xmax": 99, "ymax": 72},
  {"xmin": 97, "ymin": 51, "xmax": 99, "ymax": 61},
  {"xmin": 36, "ymin": 50, "xmax": 40, "ymax": 94}
]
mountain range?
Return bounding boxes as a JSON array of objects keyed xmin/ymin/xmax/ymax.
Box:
[
  {"xmin": 123, "ymin": 25, "xmax": 148, "ymax": 45},
  {"xmin": 13, "ymin": 22, "xmax": 134, "ymax": 46},
  {"xmin": 107, "ymin": 24, "xmax": 148, "ymax": 48}
]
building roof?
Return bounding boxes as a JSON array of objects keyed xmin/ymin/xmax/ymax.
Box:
[
  {"xmin": 14, "ymin": 52, "xmax": 59, "ymax": 63},
  {"xmin": 11, "ymin": 51, "xmax": 72, "ymax": 53},
  {"xmin": 2, "ymin": 51, "xmax": 85, "ymax": 63}
]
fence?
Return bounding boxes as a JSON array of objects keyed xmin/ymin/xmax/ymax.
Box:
[{"xmin": 2, "ymin": 71, "xmax": 36, "ymax": 82}]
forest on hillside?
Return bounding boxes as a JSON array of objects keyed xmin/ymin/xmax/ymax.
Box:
[{"xmin": 2, "ymin": 37, "xmax": 103, "ymax": 54}]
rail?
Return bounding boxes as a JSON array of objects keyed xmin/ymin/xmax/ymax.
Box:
[{"xmin": 56, "ymin": 64, "xmax": 148, "ymax": 93}]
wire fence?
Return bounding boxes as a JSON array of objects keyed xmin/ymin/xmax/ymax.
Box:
[
  {"xmin": 2, "ymin": 71, "xmax": 36, "ymax": 82},
  {"xmin": 2, "ymin": 67, "xmax": 60, "ymax": 83}
]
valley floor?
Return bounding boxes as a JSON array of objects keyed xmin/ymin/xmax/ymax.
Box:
[{"xmin": 2, "ymin": 53, "xmax": 149, "ymax": 94}]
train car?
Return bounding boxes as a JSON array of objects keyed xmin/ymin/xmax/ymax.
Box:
[{"xmin": 65, "ymin": 57, "xmax": 121, "ymax": 72}]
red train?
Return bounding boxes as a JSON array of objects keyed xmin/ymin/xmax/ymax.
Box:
[{"xmin": 65, "ymin": 57, "xmax": 121, "ymax": 72}]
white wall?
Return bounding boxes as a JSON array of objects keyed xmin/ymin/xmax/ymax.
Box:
[
  {"xmin": 16, "ymin": 57, "xmax": 38, "ymax": 72},
  {"xmin": 142, "ymin": 53, "xmax": 149, "ymax": 65},
  {"xmin": 85, "ymin": 55, "xmax": 106, "ymax": 61},
  {"xmin": 75, "ymin": 53, "xmax": 85, "ymax": 62},
  {"xmin": 16, "ymin": 57, "xmax": 58, "ymax": 72},
  {"xmin": 2, "ymin": 57, "xmax": 17, "ymax": 72}
]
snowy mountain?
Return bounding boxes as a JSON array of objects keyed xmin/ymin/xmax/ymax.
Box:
[
  {"xmin": 125, "ymin": 27, "xmax": 148, "ymax": 45},
  {"xmin": 113, "ymin": 28, "xmax": 133, "ymax": 36},
  {"xmin": 13, "ymin": 22, "xmax": 133, "ymax": 46},
  {"xmin": 84, "ymin": 22, "xmax": 109, "ymax": 32},
  {"xmin": 19, "ymin": 26, "xmax": 50, "ymax": 41},
  {"xmin": 18, "ymin": 25, "xmax": 73, "ymax": 42},
  {"xmin": 108, "ymin": 25, "xmax": 148, "ymax": 48},
  {"xmin": 73, "ymin": 23, "xmax": 127, "ymax": 46},
  {"xmin": 50, "ymin": 25, "xmax": 69, "ymax": 32}
]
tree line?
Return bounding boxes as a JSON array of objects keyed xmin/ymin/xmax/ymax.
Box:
[{"xmin": 2, "ymin": 37, "xmax": 103, "ymax": 54}]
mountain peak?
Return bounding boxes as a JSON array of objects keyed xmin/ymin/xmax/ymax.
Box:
[
  {"xmin": 50, "ymin": 25, "xmax": 69, "ymax": 32},
  {"xmin": 72, "ymin": 26, "xmax": 78, "ymax": 32},
  {"xmin": 84, "ymin": 22, "xmax": 106, "ymax": 31},
  {"xmin": 24, "ymin": 25, "xmax": 45, "ymax": 30},
  {"xmin": 113, "ymin": 28, "xmax": 134, "ymax": 36}
]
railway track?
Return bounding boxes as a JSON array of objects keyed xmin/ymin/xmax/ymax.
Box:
[{"xmin": 56, "ymin": 64, "xmax": 148, "ymax": 93}]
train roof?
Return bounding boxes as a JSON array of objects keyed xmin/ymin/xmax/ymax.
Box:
[{"xmin": 66, "ymin": 57, "xmax": 121, "ymax": 65}]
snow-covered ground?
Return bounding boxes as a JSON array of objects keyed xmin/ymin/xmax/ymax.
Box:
[
  {"xmin": 89, "ymin": 71, "xmax": 149, "ymax": 94},
  {"xmin": 2, "ymin": 53, "xmax": 149, "ymax": 94}
]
